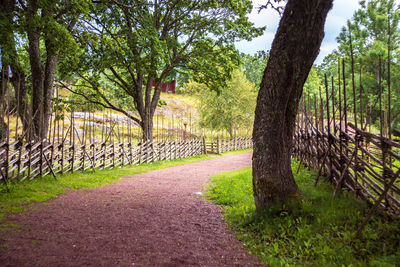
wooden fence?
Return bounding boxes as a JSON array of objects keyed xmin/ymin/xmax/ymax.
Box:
[
  {"xmin": 205, "ymin": 137, "xmax": 253, "ymax": 154},
  {"xmin": 294, "ymin": 120, "xmax": 400, "ymax": 217},
  {"xmin": 0, "ymin": 134, "xmax": 252, "ymax": 185},
  {"xmin": 293, "ymin": 60, "xmax": 400, "ymax": 220}
]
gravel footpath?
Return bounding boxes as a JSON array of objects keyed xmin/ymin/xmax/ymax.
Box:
[{"xmin": 0, "ymin": 152, "xmax": 263, "ymax": 266}]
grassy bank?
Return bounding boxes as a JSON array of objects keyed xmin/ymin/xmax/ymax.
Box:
[
  {"xmin": 0, "ymin": 149, "xmax": 251, "ymax": 224},
  {"xmin": 207, "ymin": 161, "xmax": 400, "ymax": 266}
]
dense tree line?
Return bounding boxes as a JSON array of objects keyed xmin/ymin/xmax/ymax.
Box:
[
  {"xmin": 192, "ymin": 69, "xmax": 256, "ymax": 138},
  {"xmin": 0, "ymin": 0, "xmax": 89, "ymax": 141},
  {"xmin": 308, "ymin": 0, "xmax": 400, "ymax": 133},
  {"xmin": 0, "ymin": 0, "xmax": 263, "ymax": 142}
]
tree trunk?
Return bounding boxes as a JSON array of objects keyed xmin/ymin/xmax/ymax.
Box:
[
  {"xmin": 0, "ymin": 63, "xmax": 9, "ymax": 142},
  {"xmin": 0, "ymin": 0, "xmax": 16, "ymax": 141},
  {"xmin": 141, "ymin": 115, "xmax": 154, "ymax": 141},
  {"xmin": 42, "ymin": 53, "xmax": 58, "ymax": 139},
  {"xmin": 252, "ymin": 0, "xmax": 333, "ymax": 211},
  {"xmin": 139, "ymin": 75, "xmax": 168, "ymax": 142},
  {"xmin": 26, "ymin": 0, "xmax": 59, "ymax": 140},
  {"xmin": 27, "ymin": 1, "xmax": 45, "ymax": 140},
  {"xmin": 10, "ymin": 64, "xmax": 33, "ymax": 139},
  {"xmin": 228, "ymin": 128, "xmax": 233, "ymax": 139}
]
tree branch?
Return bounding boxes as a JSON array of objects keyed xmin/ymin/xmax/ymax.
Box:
[
  {"xmin": 61, "ymin": 80, "xmax": 142, "ymax": 126},
  {"xmin": 258, "ymin": 0, "xmax": 286, "ymax": 15}
]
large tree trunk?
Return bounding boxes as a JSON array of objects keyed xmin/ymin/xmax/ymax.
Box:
[
  {"xmin": 27, "ymin": 0, "xmax": 45, "ymax": 140},
  {"xmin": 0, "ymin": 63, "xmax": 9, "ymax": 142},
  {"xmin": 41, "ymin": 3, "xmax": 58, "ymax": 140},
  {"xmin": 42, "ymin": 53, "xmax": 58, "ymax": 140},
  {"xmin": 252, "ymin": 0, "xmax": 333, "ymax": 211},
  {"xmin": 11, "ymin": 70, "xmax": 32, "ymax": 139},
  {"xmin": 139, "ymin": 75, "xmax": 167, "ymax": 142},
  {"xmin": 141, "ymin": 116, "xmax": 154, "ymax": 142},
  {"xmin": 11, "ymin": 70, "xmax": 34, "ymax": 141},
  {"xmin": 0, "ymin": 0, "xmax": 16, "ymax": 141},
  {"xmin": 26, "ymin": 0, "xmax": 58, "ymax": 140},
  {"xmin": 1, "ymin": 0, "xmax": 33, "ymax": 140}
]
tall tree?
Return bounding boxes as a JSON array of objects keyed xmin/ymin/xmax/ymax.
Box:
[
  {"xmin": 70, "ymin": 0, "xmax": 263, "ymax": 141},
  {"xmin": 325, "ymin": 0, "xmax": 400, "ymax": 131},
  {"xmin": 0, "ymin": 0, "xmax": 32, "ymax": 140},
  {"xmin": 0, "ymin": 0, "xmax": 15, "ymax": 141},
  {"xmin": 196, "ymin": 69, "xmax": 256, "ymax": 138},
  {"xmin": 252, "ymin": 0, "xmax": 333, "ymax": 211},
  {"xmin": 0, "ymin": 0, "xmax": 88, "ymax": 140},
  {"xmin": 241, "ymin": 52, "xmax": 269, "ymax": 89}
]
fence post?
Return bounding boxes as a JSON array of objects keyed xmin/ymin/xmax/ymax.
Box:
[
  {"xmin": 174, "ymin": 140, "xmax": 177, "ymax": 159},
  {"xmin": 39, "ymin": 141, "xmax": 43, "ymax": 177},
  {"xmin": 139, "ymin": 140, "xmax": 142, "ymax": 164},
  {"xmin": 202, "ymin": 137, "xmax": 207, "ymax": 154},
  {"xmin": 4, "ymin": 142, "xmax": 9, "ymax": 185}
]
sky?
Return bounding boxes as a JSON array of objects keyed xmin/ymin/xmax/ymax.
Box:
[{"xmin": 235, "ymin": 0, "xmax": 361, "ymax": 65}]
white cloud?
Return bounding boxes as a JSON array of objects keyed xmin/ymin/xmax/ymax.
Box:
[
  {"xmin": 236, "ymin": 0, "xmax": 363, "ymax": 64},
  {"xmin": 236, "ymin": 32, "xmax": 275, "ymax": 55},
  {"xmin": 246, "ymin": 3, "xmax": 281, "ymax": 29},
  {"xmin": 317, "ymin": 42, "xmax": 340, "ymax": 64}
]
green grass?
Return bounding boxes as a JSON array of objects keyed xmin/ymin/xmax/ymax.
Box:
[
  {"xmin": 206, "ymin": 160, "xmax": 400, "ymax": 266},
  {"xmin": 218, "ymin": 148, "xmax": 253, "ymax": 156},
  {"xmin": 0, "ymin": 151, "xmax": 253, "ymax": 226}
]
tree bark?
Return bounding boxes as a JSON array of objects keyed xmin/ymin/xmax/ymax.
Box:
[
  {"xmin": 228, "ymin": 128, "xmax": 233, "ymax": 139},
  {"xmin": 137, "ymin": 74, "xmax": 169, "ymax": 142},
  {"xmin": 252, "ymin": 0, "xmax": 333, "ymax": 211},
  {"xmin": 141, "ymin": 116, "xmax": 154, "ymax": 142},
  {"xmin": 27, "ymin": 0, "xmax": 45, "ymax": 140},
  {"xmin": 42, "ymin": 52, "xmax": 58, "ymax": 140},
  {"xmin": 25, "ymin": 0, "xmax": 59, "ymax": 140},
  {"xmin": 0, "ymin": 63, "xmax": 9, "ymax": 142},
  {"xmin": 11, "ymin": 69, "xmax": 32, "ymax": 139},
  {"xmin": 0, "ymin": 0, "xmax": 16, "ymax": 141}
]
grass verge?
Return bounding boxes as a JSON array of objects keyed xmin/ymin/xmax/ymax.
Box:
[
  {"xmin": 206, "ymin": 160, "xmax": 400, "ymax": 266},
  {"xmin": 0, "ymin": 149, "xmax": 251, "ymax": 225}
]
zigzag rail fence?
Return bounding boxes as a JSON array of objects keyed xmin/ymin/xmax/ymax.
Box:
[
  {"xmin": 0, "ymin": 110, "xmax": 252, "ymax": 186},
  {"xmin": 294, "ymin": 57, "xmax": 399, "ymax": 235}
]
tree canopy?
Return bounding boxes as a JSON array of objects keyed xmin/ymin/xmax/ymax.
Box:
[
  {"xmin": 67, "ymin": 0, "xmax": 263, "ymax": 140},
  {"xmin": 319, "ymin": 0, "xmax": 400, "ymax": 130},
  {"xmin": 0, "ymin": 0, "xmax": 90, "ymax": 140},
  {"xmin": 195, "ymin": 69, "xmax": 256, "ymax": 138},
  {"xmin": 241, "ymin": 52, "xmax": 269, "ymax": 88}
]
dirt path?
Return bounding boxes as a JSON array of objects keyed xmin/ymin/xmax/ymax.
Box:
[{"xmin": 1, "ymin": 152, "xmax": 262, "ymax": 266}]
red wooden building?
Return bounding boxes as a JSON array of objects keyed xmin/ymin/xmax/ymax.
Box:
[{"xmin": 152, "ymin": 80, "xmax": 176, "ymax": 93}]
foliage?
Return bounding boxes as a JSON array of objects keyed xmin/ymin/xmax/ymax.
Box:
[
  {"xmin": 178, "ymin": 81, "xmax": 208, "ymax": 96},
  {"xmin": 240, "ymin": 52, "xmax": 269, "ymax": 88},
  {"xmin": 302, "ymin": 67, "xmax": 321, "ymax": 99},
  {"xmin": 196, "ymin": 70, "xmax": 256, "ymax": 137},
  {"xmin": 0, "ymin": 0, "xmax": 91, "ymax": 139},
  {"xmin": 1, "ymin": 0, "xmax": 88, "ymax": 65},
  {"xmin": 207, "ymin": 161, "xmax": 400, "ymax": 266},
  {"xmin": 68, "ymin": 0, "xmax": 264, "ymax": 139},
  {"xmin": 319, "ymin": 0, "xmax": 400, "ymax": 129}
]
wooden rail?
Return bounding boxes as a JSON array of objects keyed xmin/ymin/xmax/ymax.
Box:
[
  {"xmin": 294, "ymin": 121, "xmax": 400, "ymax": 217},
  {"xmin": 0, "ymin": 137, "xmax": 252, "ymax": 184}
]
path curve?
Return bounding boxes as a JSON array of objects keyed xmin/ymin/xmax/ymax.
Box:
[{"xmin": 1, "ymin": 152, "xmax": 262, "ymax": 266}]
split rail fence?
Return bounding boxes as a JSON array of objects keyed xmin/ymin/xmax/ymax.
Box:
[
  {"xmin": 0, "ymin": 115, "xmax": 252, "ymax": 185},
  {"xmin": 293, "ymin": 60, "xmax": 400, "ymax": 219}
]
